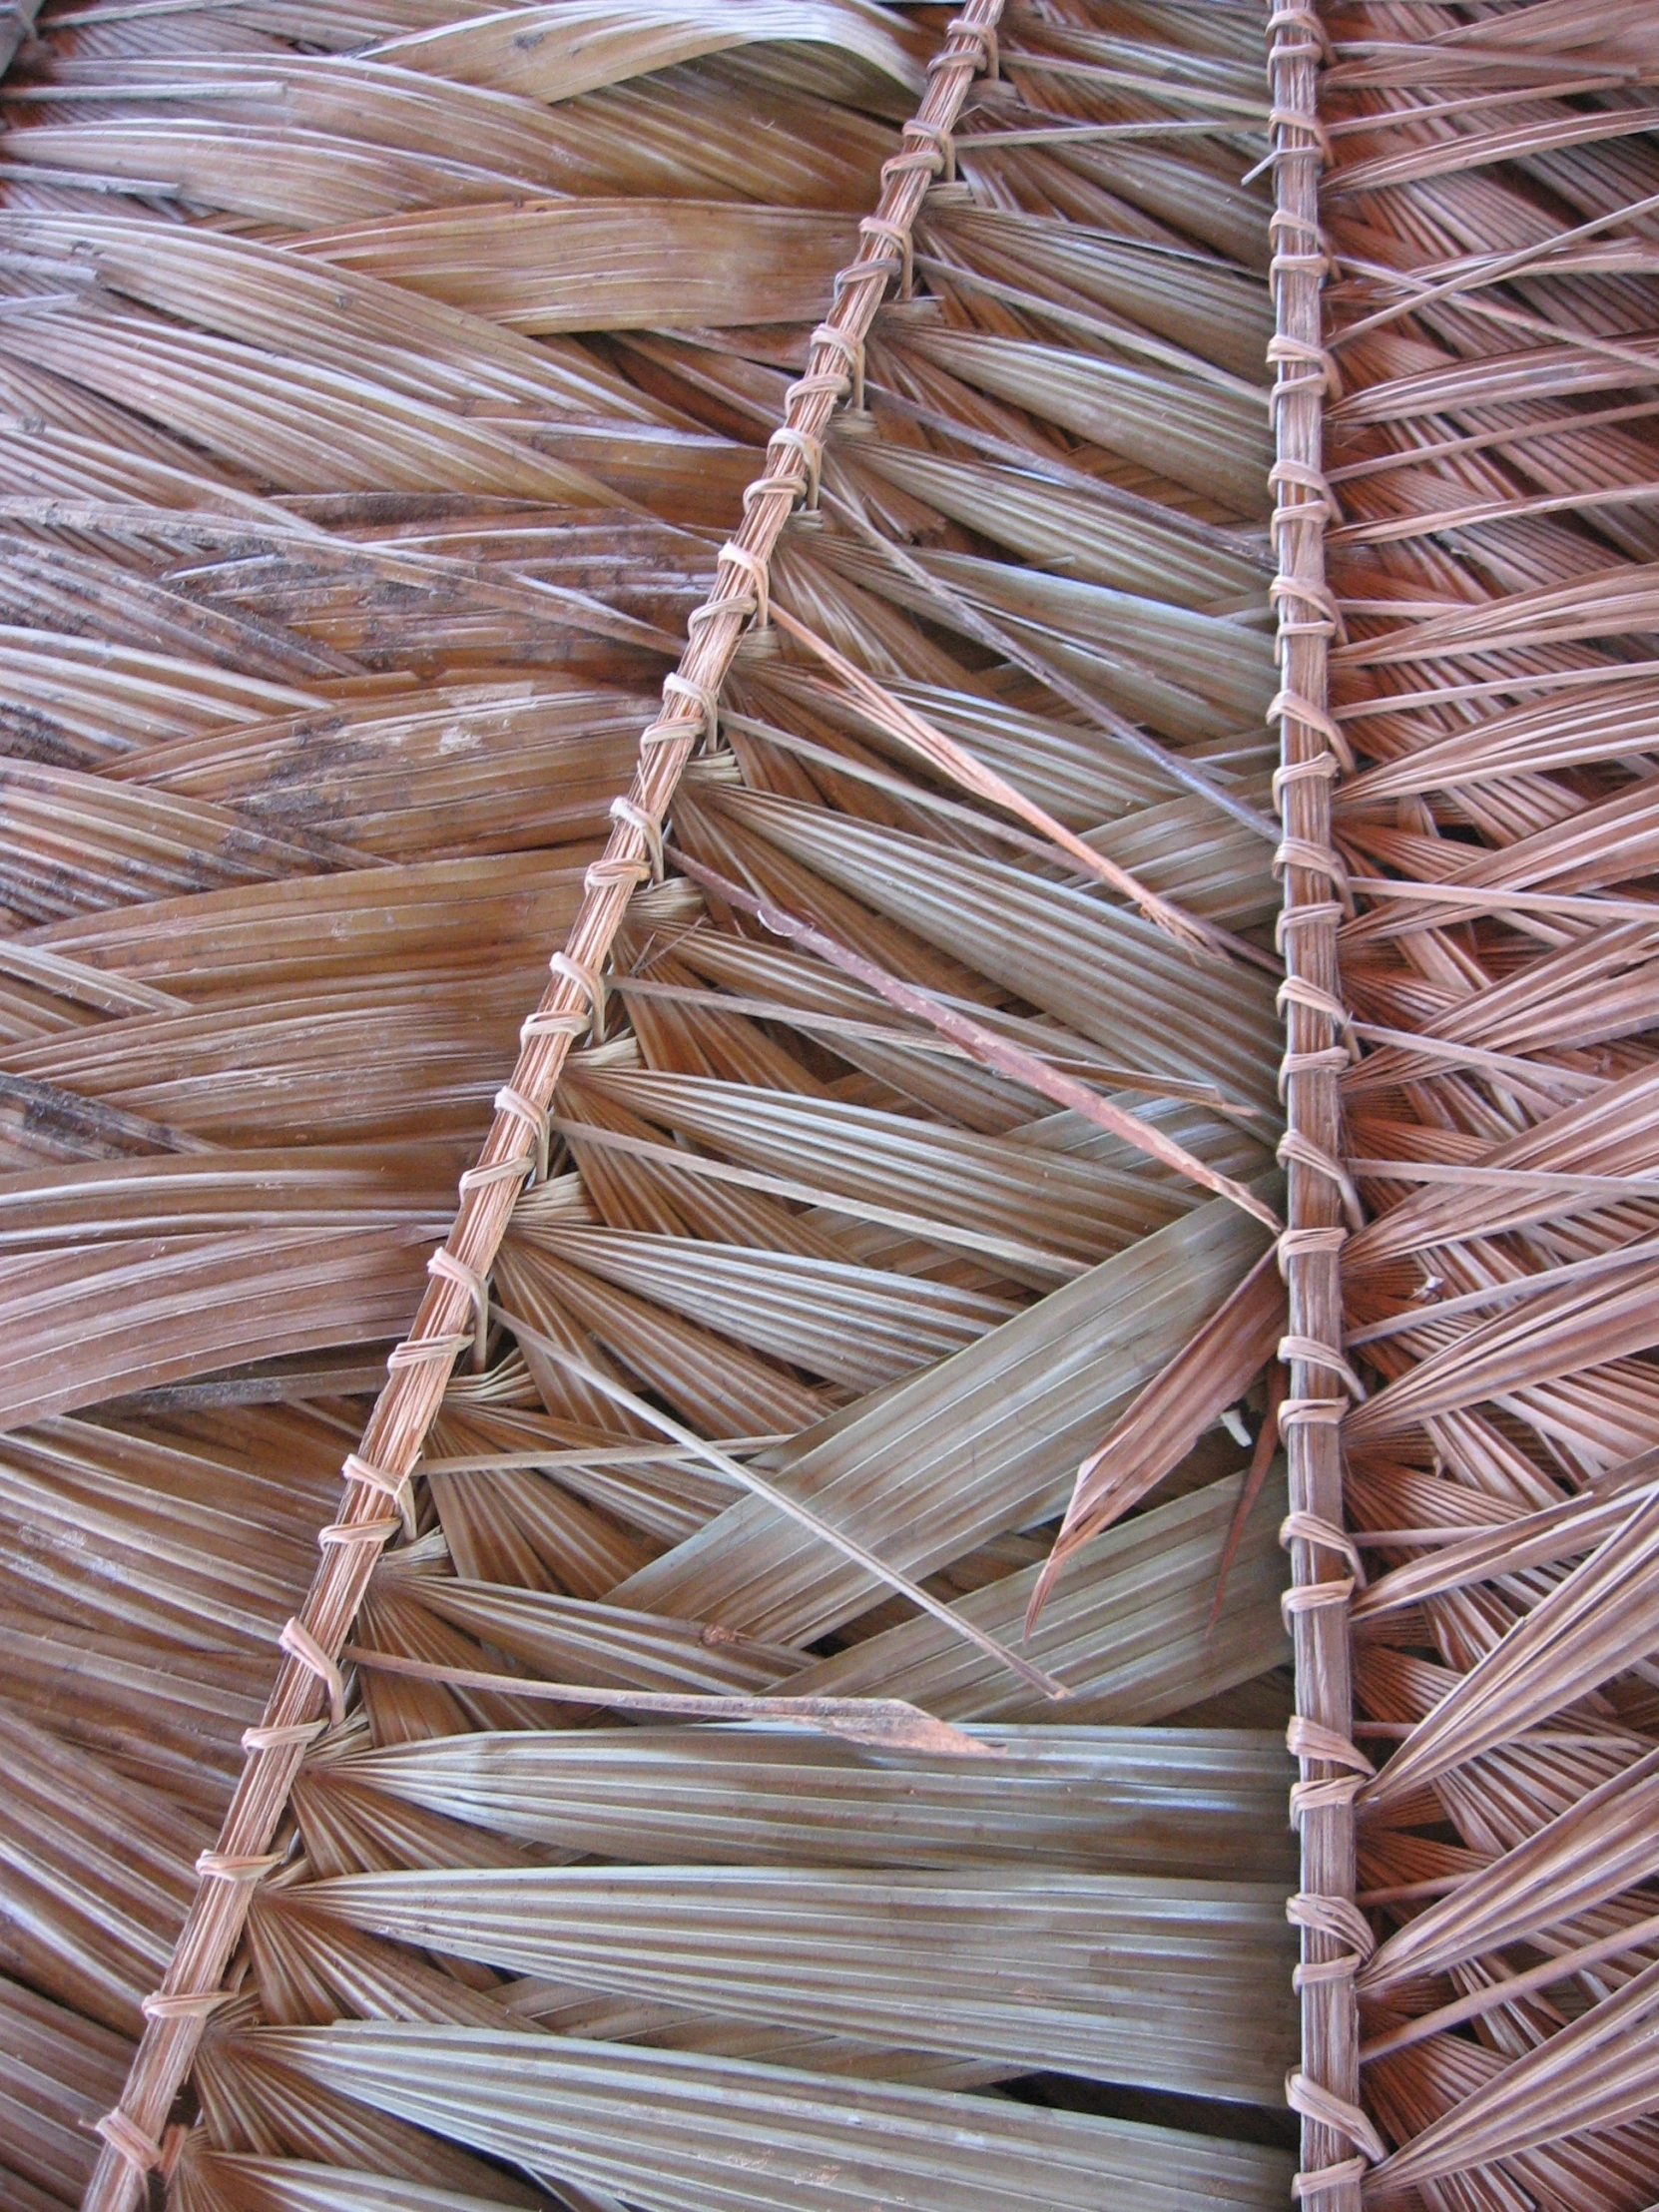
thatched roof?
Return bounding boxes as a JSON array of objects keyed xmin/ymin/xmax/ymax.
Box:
[
  {"xmin": 1299, "ymin": 6, "xmax": 1659, "ymax": 2206},
  {"xmin": 0, "ymin": 1, "xmax": 1655, "ymax": 2209}
]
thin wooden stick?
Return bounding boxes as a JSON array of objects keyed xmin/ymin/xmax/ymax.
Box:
[
  {"xmin": 1266, "ymin": 7, "xmax": 1366, "ymax": 2206},
  {"xmin": 338, "ymin": 1646, "xmax": 994, "ymax": 1760}
]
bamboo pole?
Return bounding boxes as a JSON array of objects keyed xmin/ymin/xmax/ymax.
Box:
[{"xmin": 1265, "ymin": 5, "xmax": 1371, "ymax": 2206}]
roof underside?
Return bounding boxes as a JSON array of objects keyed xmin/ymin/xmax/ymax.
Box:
[{"xmin": 0, "ymin": 3, "xmax": 1654, "ymax": 2211}]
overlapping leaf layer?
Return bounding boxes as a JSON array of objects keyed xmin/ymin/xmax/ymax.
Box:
[
  {"xmin": 0, "ymin": 4, "xmax": 1308, "ymax": 2209},
  {"xmin": 1319, "ymin": 5, "xmax": 1659, "ymax": 2204}
]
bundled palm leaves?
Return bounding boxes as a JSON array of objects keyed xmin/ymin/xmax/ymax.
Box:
[
  {"xmin": 3, "ymin": 0, "xmax": 1653, "ymax": 2202},
  {"xmin": 0, "ymin": 1, "xmax": 1377, "ymax": 2209},
  {"xmin": 1303, "ymin": 3, "xmax": 1659, "ymax": 2207}
]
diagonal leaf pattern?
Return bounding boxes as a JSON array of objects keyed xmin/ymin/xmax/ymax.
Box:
[{"xmin": 0, "ymin": 5, "xmax": 1314, "ymax": 2210}]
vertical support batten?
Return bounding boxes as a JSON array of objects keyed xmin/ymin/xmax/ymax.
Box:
[{"xmin": 1265, "ymin": 5, "xmax": 1370, "ymax": 2207}]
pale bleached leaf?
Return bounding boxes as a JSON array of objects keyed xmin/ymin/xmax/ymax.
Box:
[{"xmin": 242, "ymin": 2022, "xmax": 1296, "ymax": 2212}]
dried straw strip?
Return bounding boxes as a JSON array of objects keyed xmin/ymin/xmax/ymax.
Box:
[
  {"xmin": 1266, "ymin": 5, "xmax": 1366, "ymax": 2207},
  {"xmin": 79, "ymin": 11, "xmax": 1006, "ymax": 2205}
]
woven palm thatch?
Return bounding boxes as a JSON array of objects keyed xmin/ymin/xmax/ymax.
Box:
[
  {"xmin": 0, "ymin": 5, "xmax": 1306, "ymax": 2210},
  {"xmin": 1, "ymin": 0, "xmax": 1655, "ymax": 2209},
  {"xmin": 1281, "ymin": 5, "xmax": 1659, "ymax": 2208}
]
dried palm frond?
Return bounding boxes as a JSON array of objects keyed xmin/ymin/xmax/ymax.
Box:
[
  {"xmin": 0, "ymin": 3, "xmax": 1324, "ymax": 2210},
  {"xmin": 1265, "ymin": 2, "xmax": 1659, "ymax": 2206}
]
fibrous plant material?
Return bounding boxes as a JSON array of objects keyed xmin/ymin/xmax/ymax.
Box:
[
  {"xmin": 1265, "ymin": 5, "xmax": 1365, "ymax": 2205},
  {"xmin": 0, "ymin": 2, "xmax": 1324, "ymax": 2210},
  {"xmin": 1272, "ymin": 3, "xmax": 1659, "ymax": 2207}
]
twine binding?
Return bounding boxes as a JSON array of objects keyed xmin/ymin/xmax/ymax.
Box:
[
  {"xmin": 78, "ymin": 12, "xmax": 1011, "ymax": 2204},
  {"xmin": 276, "ymin": 1618, "xmax": 346, "ymax": 1729},
  {"xmin": 92, "ymin": 2111, "xmax": 163, "ymax": 2175}
]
